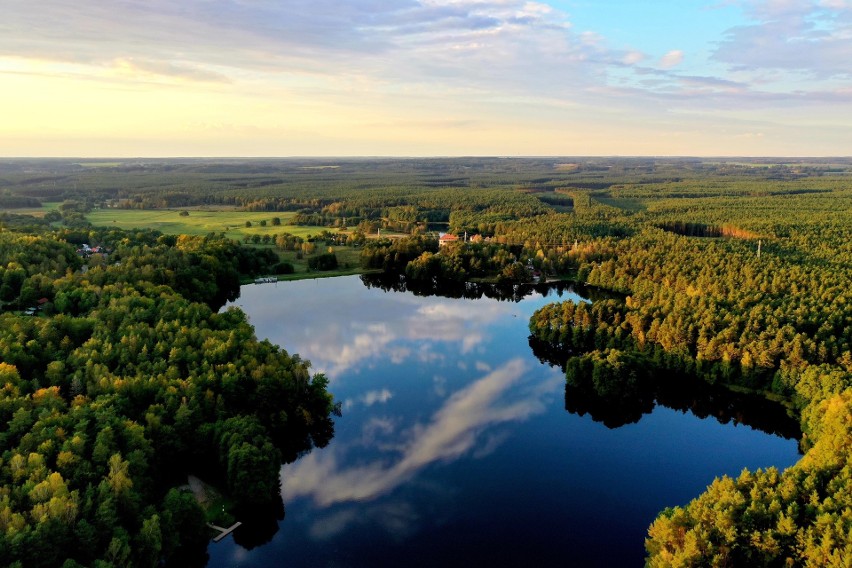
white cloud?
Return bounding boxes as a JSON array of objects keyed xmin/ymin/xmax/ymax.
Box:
[
  {"xmin": 308, "ymin": 500, "xmax": 420, "ymax": 542},
  {"xmin": 659, "ymin": 50, "xmax": 684, "ymax": 69},
  {"xmin": 7, "ymin": 0, "xmax": 852, "ymax": 156},
  {"xmin": 0, "ymin": 1, "xmax": 576, "ymax": 86},
  {"xmin": 622, "ymin": 51, "xmax": 645, "ymax": 65},
  {"xmin": 110, "ymin": 57, "xmax": 231, "ymax": 84},
  {"xmin": 433, "ymin": 375, "xmax": 447, "ymax": 397},
  {"xmin": 712, "ymin": 1, "xmax": 852, "ymax": 79},
  {"xmin": 283, "ymin": 359, "xmax": 562, "ymax": 507},
  {"xmin": 362, "ymin": 389, "xmax": 394, "ymax": 406},
  {"xmin": 389, "ymin": 347, "xmax": 411, "ymax": 363},
  {"xmin": 819, "ymin": 0, "xmax": 852, "ymax": 8}
]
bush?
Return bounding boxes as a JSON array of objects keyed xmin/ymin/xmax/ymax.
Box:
[
  {"xmin": 274, "ymin": 262, "xmax": 295, "ymax": 275},
  {"xmin": 307, "ymin": 253, "xmax": 338, "ymax": 271}
]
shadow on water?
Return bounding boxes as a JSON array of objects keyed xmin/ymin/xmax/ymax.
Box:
[
  {"xmin": 528, "ymin": 335, "xmax": 802, "ymax": 442},
  {"xmin": 359, "ymin": 273, "xmax": 620, "ymax": 303},
  {"xmin": 232, "ymin": 498, "xmax": 286, "ymax": 550}
]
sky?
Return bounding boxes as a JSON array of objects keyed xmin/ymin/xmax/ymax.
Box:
[{"xmin": 1, "ymin": 0, "xmax": 851, "ymax": 157}]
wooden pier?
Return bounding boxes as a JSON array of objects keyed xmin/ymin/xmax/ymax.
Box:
[{"xmin": 208, "ymin": 522, "xmax": 242, "ymax": 543}]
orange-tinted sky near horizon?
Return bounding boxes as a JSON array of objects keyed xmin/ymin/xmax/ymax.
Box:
[{"xmin": 2, "ymin": 1, "xmax": 851, "ymax": 157}]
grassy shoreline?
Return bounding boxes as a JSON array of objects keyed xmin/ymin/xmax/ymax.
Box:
[{"xmin": 240, "ymin": 267, "xmax": 383, "ymax": 284}]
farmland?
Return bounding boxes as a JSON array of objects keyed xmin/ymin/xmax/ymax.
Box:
[{"xmin": 85, "ymin": 209, "xmax": 321, "ymax": 240}]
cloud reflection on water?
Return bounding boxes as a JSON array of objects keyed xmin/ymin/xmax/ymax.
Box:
[
  {"xmin": 283, "ymin": 358, "xmax": 561, "ymax": 508},
  {"xmin": 232, "ymin": 281, "xmax": 521, "ymax": 378}
]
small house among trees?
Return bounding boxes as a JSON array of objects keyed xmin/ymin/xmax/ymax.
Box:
[{"xmin": 439, "ymin": 234, "xmax": 460, "ymax": 247}]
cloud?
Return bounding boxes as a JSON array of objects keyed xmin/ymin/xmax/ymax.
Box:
[
  {"xmin": 309, "ymin": 508, "xmax": 360, "ymax": 541},
  {"xmin": 283, "ymin": 359, "xmax": 562, "ymax": 507},
  {"xmin": 260, "ymin": 291, "xmax": 515, "ymax": 377},
  {"xmin": 358, "ymin": 416, "xmax": 403, "ymax": 451},
  {"xmin": 819, "ymin": 0, "xmax": 852, "ymax": 8},
  {"xmin": 110, "ymin": 57, "xmax": 231, "ymax": 84},
  {"xmin": 308, "ymin": 500, "xmax": 420, "ymax": 542},
  {"xmin": 433, "ymin": 375, "xmax": 447, "ymax": 397},
  {"xmin": 0, "ymin": 0, "xmax": 655, "ymax": 111},
  {"xmin": 343, "ymin": 389, "xmax": 395, "ymax": 410},
  {"xmin": 712, "ymin": 1, "xmax": 852, "ymax": 78},
  {"xmin": 7, "ymin": 0, "xmax": 851, "ymax": 157},
  {"xmin": 659, "ymin": 50, "xmax": 684, "ymax": 69},
  {"xmin": 309, "ymin": 324, "xmax": 397, "ymax": 377},
  {"xmin": 363, "ymin": 389, "xmax": 394, "ymax": 406},
  {"xmin": 622, "ymin": 51, "xmax": 645, "ymax": 65},
  {"xmin": 0, "ymin": 1, "xmax": 577, "ymax": 85}
]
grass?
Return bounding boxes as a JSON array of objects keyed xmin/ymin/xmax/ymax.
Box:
[
  {"xmin": 241, "ymin": 244, "xmax": 376, "ymax": 282},
  {"xmin": 85, "ymin": 208, "xmax": 399, "ymax": 281},
  {"xmin": 86, "ymin": 208, "xmax": 325, "ymax": 240},
  {"xmin": 2, "ymin": 202, "xmax": 59, "ymax": 218},
  {"xmin": 184, "ymin": 475, "xmax": 236, "ymax": 527}
]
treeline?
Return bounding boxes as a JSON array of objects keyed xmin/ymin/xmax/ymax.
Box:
[
  {"xmin": 530, "ymin": 226, "xmax": 851, "ymax": 394},
  {"xmin": 359, "ymin": 236, "xmax": 538, "ymax": 284},
  {"xmin": 528, "ymin": 335, "xmax": 799, "ymax": 437},
  {"xmin": 0, "ymin": 195, "xmax": 41, "ymax": 208},
  {"xmin": 656, "ymin": 221, "xmax": 759, "ymax": 239},
  {"xmin": 0, "ymin": 227, "xmax": 335, "ymax": 567}
]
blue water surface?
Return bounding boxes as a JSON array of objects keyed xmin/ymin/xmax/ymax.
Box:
[{"xmin": 211, "ymin": 276, "xmax": 800, "ymax": 567}]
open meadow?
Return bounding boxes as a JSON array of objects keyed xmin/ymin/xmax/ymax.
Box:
[
  {"xmin": 85, "ymin": 209, "xmax": 324, "ymax": 240},
  {"xmin": 83, "ymin": 208, "xmax": 372, "ymax": 280}
]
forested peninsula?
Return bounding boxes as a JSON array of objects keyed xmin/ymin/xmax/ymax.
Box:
[
  {"xmin": 1, "ymin": 157, "xmax": 851, "ymax": 566},
  {"xmin": 0, "ymin": 219, "xmax": 335, "ymax": 566}
]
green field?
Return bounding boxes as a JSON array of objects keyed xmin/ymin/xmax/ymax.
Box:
[
  {"xmin": 86, "ymin": 209, "xmax": 325, "ymax": 240},
  {"xmin": 1, "ymin": 202, "xmax": 59, "ymax": 218},
  {"xmin": 85, "ymin": 208, "xmax": 377, "ymax": 281},
  {"xmin": 270, "ymin": 245, "xmax": 377, "ymax": 281}
]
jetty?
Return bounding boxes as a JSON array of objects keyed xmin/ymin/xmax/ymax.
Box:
[{"xmin": 208, "ymin": 522, "xmax": 242, "ymax": 543}]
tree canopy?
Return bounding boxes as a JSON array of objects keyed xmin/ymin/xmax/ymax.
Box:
[{"xmin": 0, "ymin": 227, "xmax": 334, "ymax": 567}]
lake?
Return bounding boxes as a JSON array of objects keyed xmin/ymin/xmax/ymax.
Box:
[{"xmin": 211, "ymin": 275, "xmax": 800, "ymax": 567}]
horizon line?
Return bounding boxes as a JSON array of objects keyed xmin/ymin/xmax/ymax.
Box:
[{"xmin": 2, "ymin": 155, "xmax": 851, "ymax": 161}]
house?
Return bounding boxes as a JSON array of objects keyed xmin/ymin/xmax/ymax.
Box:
[
  {"xmin": 75, "ymin": 244, "xmax": 110, "ymax": 258},
  {"xmin": 439, "ymin": 233, "xmax": 460, "ymax": 247}
]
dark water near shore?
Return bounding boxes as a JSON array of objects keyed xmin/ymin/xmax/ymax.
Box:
[{"xmin": 211, "ymin": 275, "xmax": 800, "ymax": 567}]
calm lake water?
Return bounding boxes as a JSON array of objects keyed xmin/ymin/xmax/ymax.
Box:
[{"xmin": 211, "ymin": 275, "xmax": 800, "ymax": 567}]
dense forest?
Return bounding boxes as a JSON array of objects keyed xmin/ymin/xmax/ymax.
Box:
[
  {"xmin": 0, "ymin": 222, "xmax": 335, "ymax": 566},
  {"xmin": 1, "ymin": 157, "xmax": 851, "ymax": 565}
]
